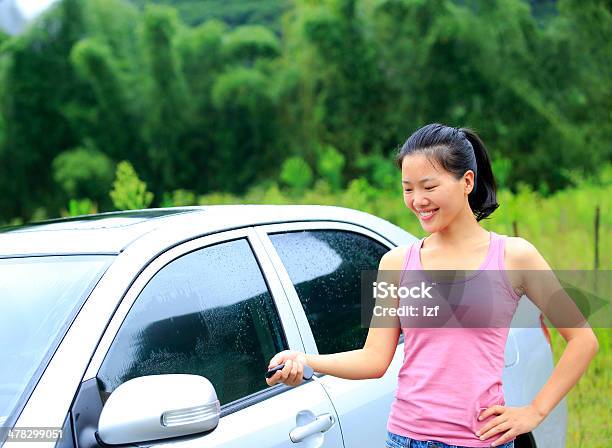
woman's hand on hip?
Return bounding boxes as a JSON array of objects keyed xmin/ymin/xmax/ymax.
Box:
[{"xmin": 475, "ymin": 404, "xmax": 545, "ymax": 447}]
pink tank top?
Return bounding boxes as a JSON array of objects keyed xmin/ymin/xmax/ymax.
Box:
[{"xmin": 386, "ymin": 231, "xmax": 521, "ymax": 447}]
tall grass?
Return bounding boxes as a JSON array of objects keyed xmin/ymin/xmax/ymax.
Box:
[{"xmin": 550, "ymin": 328, "xmax": 610, "ymax": 447}]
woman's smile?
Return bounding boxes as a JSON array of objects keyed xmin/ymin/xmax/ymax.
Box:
[{"xmin": 417, "ymin": 208, "xmax": 439, "ymax": 220}]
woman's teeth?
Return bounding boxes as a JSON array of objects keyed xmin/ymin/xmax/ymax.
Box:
[{"xmin": 418, "ymin": 208, "xmax": 439, "ymax": 219}]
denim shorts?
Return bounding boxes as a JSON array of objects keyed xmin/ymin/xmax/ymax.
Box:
[{"xmin": 385, "ymin": 430, "xmax": 515, "ymax": 448}]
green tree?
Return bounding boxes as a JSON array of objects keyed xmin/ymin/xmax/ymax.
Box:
[
  {"xmin": 0, "ymin": 0, "xmax": 91, "ymax": 221},
  {"xmin": 52, "ymin": 146, "xmax": 115, "ymax": 207},
  {"xmin": 366, "ymin": 0, "xmax": 447, "ymax": 143},
  {"xmin": 172, "ymin": 21, "xmax": 226, "ymax": 192},
  {"xmin": 211, "ymin": 67, "xmax": 281, "ymax": 192},
  {"xmin": 70, "ymin": 38, "xmax": 143, "ymax": 163},
  {"xmin": 110, "ymin": 160, "xmax": 154, "ymax": 210},
  {"xmin": 287, "ymin": 0, "xmax": 388, "ymax": 175},
  {"xmin": 222, "ymin": 25, "xmax": 281, "ymax": 65},
  {"xmin": 316, "ymin": 144, "xmax": 345, "ymax": 191},
  {"xmin": 66, "ymin": 198, "xmax": 98, "ymax": 216},
  {"xmin": 141, "ymin": 4, "xmax": 191, "ymax": 199},
  {"xmin": 280, "ymin": 156, "xmax": 313, "ymax": 194}
]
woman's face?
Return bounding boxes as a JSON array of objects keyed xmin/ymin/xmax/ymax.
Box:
[{"xmin": 401, "ymin": 153, "xmax": 474, "ymax": 233}]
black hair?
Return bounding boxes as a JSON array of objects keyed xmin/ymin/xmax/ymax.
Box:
[{"xmin": 394, "ymin": 123, "xmax": 499, "ymax": 221}]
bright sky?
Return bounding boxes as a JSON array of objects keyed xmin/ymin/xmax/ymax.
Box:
[
  {"xmin": 0, "ymin": 0, "xmax": 59, "ymax": 35},
  {"xmin": 16, "ymin": 0, "xmax": 59, "ymax": 20}
]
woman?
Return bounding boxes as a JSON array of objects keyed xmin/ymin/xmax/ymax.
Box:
[{"xmin": 265, "ymin": 123, "xmax": 599, "ymax": 448}]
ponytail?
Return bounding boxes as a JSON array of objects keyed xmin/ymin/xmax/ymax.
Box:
[{"xmin": 459, "ymin": 127, "xmax": 499, "ymax": 221}]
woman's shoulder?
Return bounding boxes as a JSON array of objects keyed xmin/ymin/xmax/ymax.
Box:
[
  {"xmin": 502, "ymin": 235, "xmax": 543, "ymax": 269},
  {"xmin": 381, "ymin": 242, "xmax": 416, "ymax": 269}
]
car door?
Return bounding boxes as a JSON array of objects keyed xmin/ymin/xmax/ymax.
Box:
[
  {"xmin": 72, "ymin": 228, "xmax": 344, "ymax": 448},
  {"xmin": 254, "ymin": 222, "xmax": 407, "ymax": 448}
]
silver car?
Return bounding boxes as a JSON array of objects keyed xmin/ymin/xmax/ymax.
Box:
[{"xmin": 0, "ymin": 205, "xmax": 566, "ymax": 448}]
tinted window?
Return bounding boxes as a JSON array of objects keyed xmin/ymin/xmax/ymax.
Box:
[
  {"xmin": 97, "ymin": 238, "xmax": 287, "ymax": 405},
  {"xmin": 269, "ymin": 230, "xmax": 389, "ymax": 354}
]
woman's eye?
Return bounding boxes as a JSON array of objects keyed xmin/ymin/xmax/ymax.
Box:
[
  {"xmin": 404, "ymin": 189, "xmax": 412, "ymax": 192},
  {"xmin": 425, "ymin": 186, "xmax": 436, "ymax": 190}
]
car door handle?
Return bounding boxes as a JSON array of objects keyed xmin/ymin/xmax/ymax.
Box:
[{"xmin": 289, "ymin": 413, "xmax": 335, "ymax": 442}]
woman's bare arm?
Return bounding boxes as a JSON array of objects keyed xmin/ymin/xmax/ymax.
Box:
[
  {"xmin": 513, "ymin": 238, "xmax": 599, "ymax": 419},
  {"xmin": 303, "ymin": 248, "xmax": 404, "ymax": 379}
]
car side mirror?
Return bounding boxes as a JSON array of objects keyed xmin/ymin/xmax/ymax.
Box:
[{"xmin": 97, "ymin": 374, "xmax": 220, "ymax": 444}]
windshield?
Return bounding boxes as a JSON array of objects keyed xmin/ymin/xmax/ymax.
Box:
[{"xmin": 0, "ymin": 255, "xmax": 113, "ymax": 426}]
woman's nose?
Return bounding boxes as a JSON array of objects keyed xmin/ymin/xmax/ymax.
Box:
[{"xmin": 413, "ymin": 192, "xmax": 430, "ymax": 207}]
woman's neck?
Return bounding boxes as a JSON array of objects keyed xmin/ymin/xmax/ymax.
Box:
[{"xmin": 425, "ymin": 207, "xmax": 488, "ymax": 250}]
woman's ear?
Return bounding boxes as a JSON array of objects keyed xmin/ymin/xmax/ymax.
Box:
[{"xmin": 464, "ymin": 170, "xmax": 475, "ymax": 194}]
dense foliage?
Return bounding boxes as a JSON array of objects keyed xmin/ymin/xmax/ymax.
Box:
[{"xmin": 0, "ymin": 0, "xmax": 609, "ymax": 222}]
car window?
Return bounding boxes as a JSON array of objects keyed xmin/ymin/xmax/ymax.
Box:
[
  {"xmin": 269, "ymin": 230, "xmax": 389, "ymax": 354},
  {"xmin": 97, "ymin": 238, "xmax": 288, "ymax": 406},
  {"xmin": 0, "ymin": 255, "xmax": 112, "ymax": 428}
]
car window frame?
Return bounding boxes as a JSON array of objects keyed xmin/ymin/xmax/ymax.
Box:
[
  {"xmin": 82, "ymin": 226, "xmax": 306, "ymax": 416},
  {"xmin": 253, "ymin": 221, "xmax": 404, "ymax": 361}
]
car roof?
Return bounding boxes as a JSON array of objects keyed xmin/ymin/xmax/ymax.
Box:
[
  {"xmin": 0, "ymin": 208, "xmax": 195, "ymax": 233},
  {"xmin": 0, "ymin": 205, "xmax": 410, "ymax": 257}
]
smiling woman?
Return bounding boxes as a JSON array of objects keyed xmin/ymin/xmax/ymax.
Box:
[{"xmin": 383, "ymin": 124, "xmax": 598, "ymax": 447}]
